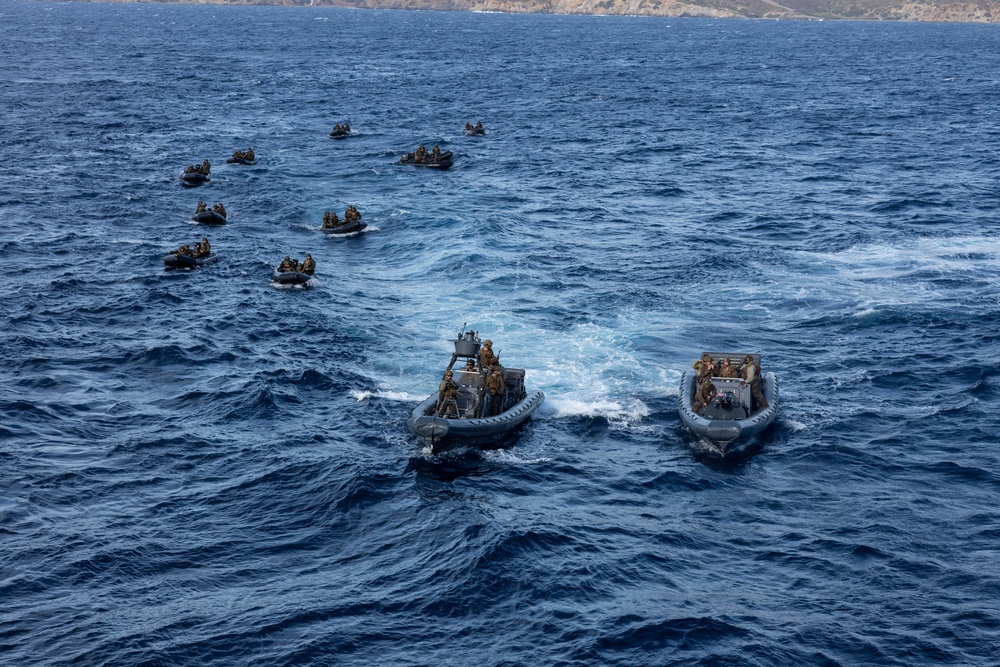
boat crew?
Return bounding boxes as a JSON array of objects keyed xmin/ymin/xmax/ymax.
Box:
[
  {"xmin": 278, "ymin": 256, "xmax": 294, "ymax": 273},
  {"xmin": 741, "ymin": 355, "xmax": 768, "ymax": 410},
  {"xmin": 486, "ymin": 366, "xmax": 505, "ymax": 416},
  {"xmin": 692, "ymin": 378, "xmax": 716, "ymax": 414},
  {"xmin": 195, "ymin": 201, "xmax": 207, "ymax": 214},
  {"xmin": 436, "ymin": 370, "xmax": 459, "ymax": 418},
  {"xmin": 693, "ymin": 353, "xmax": 714, "ymax": 382},
  {"xmin": 478, "ymin": 339, "xmax": 497, "ymax": 369},
  {"xmin": 718, "ymin": 358, "xmax": 738, "ymax": 378},
  {"xmin": 200, "ymin": 238, "xmax": 210, "ymax": 256},
  {"xmin": 301, "ymin": 254, "xmax": 316, "ymax": 275}
]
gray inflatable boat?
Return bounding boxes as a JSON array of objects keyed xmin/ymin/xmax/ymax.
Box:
[
  {"xmin": 678, "ymin": 352, "xmax": 778, "ymax": 452},
  {"xmin": 408, "ymin": 329, "xmax": 544, "ymax": 453}
]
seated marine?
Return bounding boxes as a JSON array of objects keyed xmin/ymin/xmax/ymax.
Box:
[
  {"xmin": 464, "ymin": 358, "xmax": 476, "ymax": 372},
  {"xmin": 323, "ymin": 211, "xmax": 341, "ymax": 228},
  {"xmin": 213, "ymin": 203, "xmax": 227, "ymax": 218},
  {"xmin": 475, "ymin": 120, "xmax": 483, "ymax": 130},
  {"xmin": 185, "ymin": 165, "xmax": 196, "ymax": 174},
  {"xmin": 431, "ymin": 144, "xmax": 441, "ymax": 161},
  {"xmin": 200, "ymin": 237, "xmax": 211, "ymax": 256},
  {"xmin": 465, "ymin": 122, "xmax": 474, "ymax": 131},
  {"xmin": 202, "ymin": 159, "xmax": 211, "ymax": 175},
  {"xmin": 301, "ymin": 253, "xmax": 316, "ymax": 275},
  {"xmin": 195, "ymin": 201, "xmax": 207, "ymax": 214},
  {"xmin": 343, "ymin": 123, "xmax": 350, "ymax": 132},
  {"xmin": 278, "ymin": 256, "xmax": 294, "ymax": 273}
]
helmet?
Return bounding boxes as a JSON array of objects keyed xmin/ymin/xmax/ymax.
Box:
[{"xmin": 483, "ymin": 339, "xmax": 492, "ymax": 346}]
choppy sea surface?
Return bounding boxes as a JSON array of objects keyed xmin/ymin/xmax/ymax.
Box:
[{"xmin": 2, "ymin": 2, "xmax": 1000, "ymax": 665}]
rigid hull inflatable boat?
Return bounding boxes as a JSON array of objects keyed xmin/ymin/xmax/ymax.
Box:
[
  {"xmin": 678, "ymin": 352, "xmax": 778, "ymax": 451},
  {"xmin": 408, "ymin": 330, "xmax": 544, "ymax": 452}
]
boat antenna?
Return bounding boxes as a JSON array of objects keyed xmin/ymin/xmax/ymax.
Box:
[{"xmin": 460, "ymin": 322, "xmax": 466, "ymax": 336}]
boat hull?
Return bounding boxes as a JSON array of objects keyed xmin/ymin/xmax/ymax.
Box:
[
  {"xmin": 226, "ymin": 157, "xmax": 256, "ymax": 165},
  {"xmin": 273, "ymin": 270, "xmax": 312, "ymax": 285},
  {"xmin": 191, "ymin": 211, "xmax": 226, "ymax": 226},
  {"xmin": 408, "ymin": 389, "xmax": 544, "ymax": 452},
  {"xmin": 164, "ymin": 252, "xmax": 216, "ymax": 270},
  {"xmin": 678, "ymin": 370, "xmax": 778, "ymax": 451},
  {"xmin": 322, "ymin": 221, "xmax": 366, "ymax": 235},
  {"xmin": 181, "ymin": 173, "xmax": 210, "ymax": 186},
  {"xmin": 396, "ymin": 151, "xmax": 453, "ymax": 170}
]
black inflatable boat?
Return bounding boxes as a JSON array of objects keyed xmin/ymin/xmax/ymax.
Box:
[
  {"xmin": 191, "ymin": 211, "xmax": 226, "ymax": 226},
  {"xmin": 226, "ymin": 157, "xmax": 256, "ymax": 165},
  {"xmin": 164, "ymin": 252, "xmax": 217, "ymax": 270},
  {"xmin": 273, "ymin": 270, "xmax": 313, "ymax": 286},
  {"xmin": 181, "ymin": 172, "xmax": 210, "ymax": 186},
  {"xmin": 322, "ymin": 220, "xmax": 366, "ymax": 235},
  {"xmin": 396, "ymin": 150, "xmax": 453, "ymax": 170}
]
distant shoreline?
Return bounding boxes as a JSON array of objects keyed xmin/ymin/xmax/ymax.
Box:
[{"xmin": 58, "ymin": 0, "xmax": 1000, "ymax": 25}]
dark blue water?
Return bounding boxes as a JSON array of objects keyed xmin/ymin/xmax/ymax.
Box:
[{"xmin": 2, "ymin": 2, "xmax": 1000, "ymax": 664}]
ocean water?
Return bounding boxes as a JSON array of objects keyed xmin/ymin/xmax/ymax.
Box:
[{"xmin": 2, "ymin": 2, "xmax": 999, "ymax": 664}]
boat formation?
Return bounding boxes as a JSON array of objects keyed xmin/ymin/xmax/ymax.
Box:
[
  {"xmin": 408, "ymin": 329, "xmax": 545, "ymax": 453},
  {"xmin": 397, "ymin": 144, "xmax": 453, "ymax": 169},
  {"xmin": 191, "ymin": 201, "xmax": 227, "ymax": 226},
  {"xmin": 322, "ymin": 205, "xmax": 365, "ymax": 234},
  {"xmin": 273, "ymin": 253, "xmax": 316, "ymax": 286},
  {"xmin": 166, "ymin": 130, "xmax": 780, "ymax": 456},
  {"xmin": 164, "ymin": 237, "xmax": 215, "ymax": 270},
  {"xmin": 226, "ymin": 147, "xmax": 256, "ymax": 165},
  {"xmin": 678, "ymin": 353, "xmax": 778, "ymax": 452},
  {"xmin": 181, "ymin": 159, "xmax": 212, "ymax": 186},
  {"xmin": 329, "ymin": 123, "xmax": 351, "ymax": 139}
]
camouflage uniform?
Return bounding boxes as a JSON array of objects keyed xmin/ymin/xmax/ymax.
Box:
[
  {"xmin": 693, "ymin": 354, "xmax": 715, "ymax": 384},
  {"xmin": 195, "ymin": 201, "xmax": 207, "ymax": 214},
  {"xmin": 278, "ymin": 256, "xmax": 293, "ymax": 273},
  {"xmin": 692, "ymin": 378, "xmax": 716, "ymax": 414},
  {"xmin": 485, "ymin": 368, "xmax": 505, "ymax": 416},
  {"xmin": 718, "ymin": 358, "xmax": 738, "ymax": 378},
  {"xmin": 201, "ymin": 238, "xmax": 211, "ymax": 256},
  {"xmin": 436, "ymin": 372, "xmax": 459, "ymax": 418},
  {"xmin": 302, "ymin": 254, "xmax": 316, "ymax": 275},
  {"xmin": 741, "ymin": 355, "xmax": 768, "ymax": 411},
  {"xmin": 478, "ymin": 340, "xmax": 497, "ymax": 369}
]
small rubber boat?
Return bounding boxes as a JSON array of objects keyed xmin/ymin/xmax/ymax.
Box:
[
  {"xmin": 226, "ymin": 157, "xmax": 256, "ymax": 165},
  {"xmin": 678, "ymin": 352, "xmax": 778, "ymax": 452},
  {"xmin": 329, "ymin": 129, "xmax": 351, "ymax": 140},
  {"xmin": 181, "ymin": 172, "xmax": 210, "ymax": 186},
  {"xmin": 464, "ymin": 127, "xmax": 486, "ymax": 136},
  {"xmin": 396, "ymin": 150, "xmax": 453, "ymax": 170},
  {"xmin": 322, "ymin": 220, "xmax": 366, "ymax": 235},
  {"xmin": 191, "ymin": 211, "xmax": 226, "ymax": 226},
  {"xmin": 164, "ymin": 252, "xmax": 217, "ymax": 270},
  {"xmin": 273, "ymin": 270, "xmax": 313, "ymax": 286},
  {"xmin": 408, "ymin": 329, "xmax": 544, "ymax": 453}
]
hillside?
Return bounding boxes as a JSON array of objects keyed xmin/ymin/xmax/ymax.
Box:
[{"xmin": 87, "ymin": 0, "xmax": 1000, "ymax": 22}]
